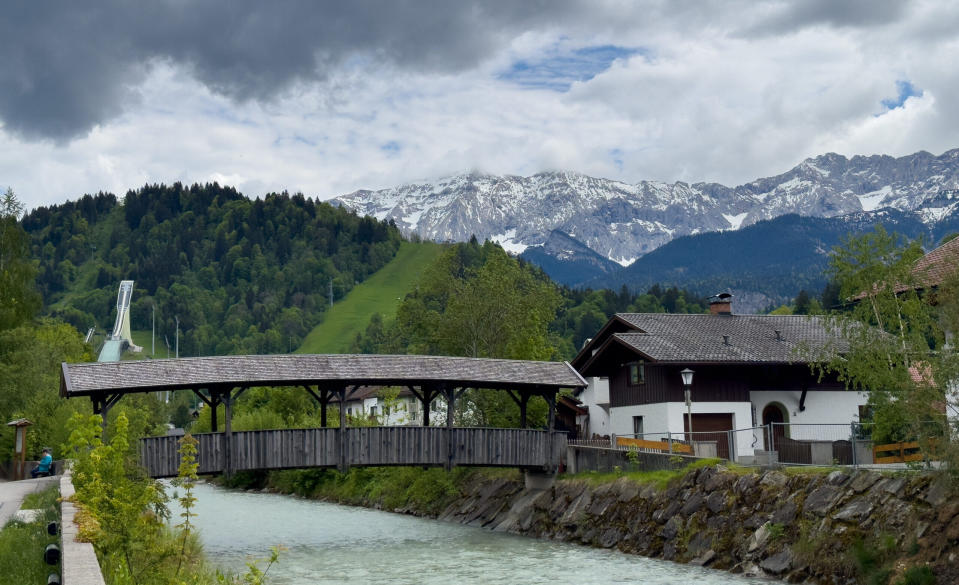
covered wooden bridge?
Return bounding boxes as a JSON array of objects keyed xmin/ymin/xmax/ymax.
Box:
[{"xmin": 60, "ymin": 354, "xmax": 586, "ymax": 477}]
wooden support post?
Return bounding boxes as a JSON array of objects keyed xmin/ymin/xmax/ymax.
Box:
[
  {"xmin": 422, "ymin": 386, "xmax": 432, "ymax": 427},
  {"xmin": 547, "ymin": 392, "xmax": 556, "ymax": 432},
  {"xmin": 321, "ymin": 390, "xmax": 329, "ymax": 428},
  {"xmin": 223, "ymin": 389, "xmax": 234, "ymax": 478},
  {"xmin": 444, "ymin": 385, "xmax": 455, "ymax": 471},
  {"xmin": 519, "ymin": 394, "xmax": 529, "ymax": 429},
  {"xmin": 337, "ymin": 387, "xmax": 348, "ymax": 472},
  {"xmin": 92, "ymin": 394, "xmax": 122, "ymax": 438},
  {"xmin": 546, "ymin": 391, "xmax": 556, "ymax": 471},
  {"xmin": 506, "ymin": 390, "xmax": 530, "ymax": 428},
  {"xmin": 303, "ymin": 385, "xmax": 331, "ymax": 428},
  {"xmin": 210, "ymin": 392, "xmax": 220, "ymax": 433}
]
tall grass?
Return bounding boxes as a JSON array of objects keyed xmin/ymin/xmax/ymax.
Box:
[{"xmin": 0, "ymin": 484, "xmax": 60, "ymax": 583}]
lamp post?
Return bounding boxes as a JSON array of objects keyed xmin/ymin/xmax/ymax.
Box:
[{"xmin": 680, "ymin": 368, "xmax": 694, "ymax": 443}]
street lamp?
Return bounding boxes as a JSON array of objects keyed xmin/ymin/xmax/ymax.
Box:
[{"xmin": 680, "ymin": 368, "xmax": 694, "ymax": 442}]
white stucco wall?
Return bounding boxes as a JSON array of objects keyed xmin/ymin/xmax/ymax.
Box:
[
  {"xmin": 342, "ymin": 395, "xmax": 445, "ymax": 426},
  {"xmin": 577, "ymin": 377, "xmax": 611, "ymax": 437},
  {"xmin": 750, "ymin": 390, "xmax": 868, "ymax": 441},
  {"xmin": 610, "ymin": 401, "xmax": 754, "ymax": 458}
]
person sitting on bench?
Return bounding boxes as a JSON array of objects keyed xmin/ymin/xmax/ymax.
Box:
[{"xmin": 31, "ymin": 448, "xmax": 53, "ymax": 478}]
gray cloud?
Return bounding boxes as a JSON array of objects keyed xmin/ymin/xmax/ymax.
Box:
[
  {"xmin": 1, "ymin": 0, "xmax": 583, "ymax": 141},
  {"xmin": 737, "ymin": 0, "xmax": 911, "ymax": 37}
]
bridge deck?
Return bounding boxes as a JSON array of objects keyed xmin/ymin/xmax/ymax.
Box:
[{"xmin": 140, "ymin": 427, "xmax": 567, "ymax": 477}]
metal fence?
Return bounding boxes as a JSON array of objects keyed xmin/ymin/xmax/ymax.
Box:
[{"xmin": 767, "ymin": 422, "xmax": 875, "ymax": 466}]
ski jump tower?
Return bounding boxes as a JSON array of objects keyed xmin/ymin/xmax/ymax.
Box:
[{"xmin": 97, "ymin": 280, "xmax": 142, "ymax": 362}]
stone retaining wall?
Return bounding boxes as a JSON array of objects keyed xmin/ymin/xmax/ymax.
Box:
[
  {"xmin": 59, "ymin": 470, "xmax": 106, "ymax": 585},
  {"xmin": 426, "ymin": 466, "xmax": 957, "ymax": 584}
]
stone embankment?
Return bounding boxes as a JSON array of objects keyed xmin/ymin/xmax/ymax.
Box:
[{"xmin": 414, "ymin": 466, "xmax": 956, "ymax": 584}]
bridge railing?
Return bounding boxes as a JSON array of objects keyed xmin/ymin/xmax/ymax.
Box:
[{"xmin": 139, "ymin": 427, "xmax": 567, "ymax": 477}]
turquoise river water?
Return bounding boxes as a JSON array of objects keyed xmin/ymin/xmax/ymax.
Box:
[{"xmin": 171, "ymin": 482, "xmax": 765, "ymax": 585}]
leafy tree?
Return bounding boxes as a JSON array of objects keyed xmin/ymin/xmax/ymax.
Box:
[
  {"xmin": 0, "ymin": 188, "xmax": 40, "ymax": 330},
  {"xmin": 811, "ymin": 226, "xmax": 948, "ymax": 450},
  {"xmin": 67, "ymin": 412, "xmax": 172, "ymax": 584},
  {"xmin": 21, "ymin": 184, "xmax": 403, "ymax": 357},
  {"xmin": 794, "ymin": 289, "xmax": 812, "ymax": 315}
]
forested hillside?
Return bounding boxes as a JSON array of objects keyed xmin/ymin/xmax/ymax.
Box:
[
  {"xmin": 589, "ymin": 211, "xmax": 931, "ymax": 310},
  {"xmin": 21, "ymin": 183, "xmax": 403, "ymax": 355}
]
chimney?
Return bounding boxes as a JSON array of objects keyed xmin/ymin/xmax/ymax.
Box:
[{"xmin": 709, "ymin": 292, "xmax": 733, "ymax": 315}]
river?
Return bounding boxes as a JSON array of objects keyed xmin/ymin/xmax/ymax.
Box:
[{"xmin": 170, "ymin": 482, "xmax": 763, "ymax": 585}]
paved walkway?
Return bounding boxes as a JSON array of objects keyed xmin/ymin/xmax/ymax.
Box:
[{"xmin": 0, "ymin": 476, "xmax": 60, "ymax": 527}]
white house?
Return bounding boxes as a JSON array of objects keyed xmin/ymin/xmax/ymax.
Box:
[
  {"xmin": 571, "ymin": 295, "xmax": 869, "ymax": 461},
  {"xmin": 340, "ymin": 386, "xmax": 447, "ymax": 426}
]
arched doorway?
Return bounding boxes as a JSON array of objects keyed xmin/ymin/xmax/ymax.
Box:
[{"xmin": 762, "ymin": 403, "xmax": 787, "ymax": 450}]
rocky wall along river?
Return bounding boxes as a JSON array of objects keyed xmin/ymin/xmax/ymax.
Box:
[{"xmin": 378, "ymin": 465, "xmax": 958, "ymax": 585}]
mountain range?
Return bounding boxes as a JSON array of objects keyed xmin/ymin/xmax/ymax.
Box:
[{"xmin": 334, "ymin": 149, "xmax": 959, "ymax": 311}]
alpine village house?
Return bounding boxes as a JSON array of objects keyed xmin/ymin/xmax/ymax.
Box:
[{"xmin": 571, "ymin": 294, "xmax": 868, "ymax": 463}]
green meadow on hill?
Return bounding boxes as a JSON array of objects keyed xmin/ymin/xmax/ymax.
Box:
[{"xmin": 297, "ymin": 241, "xmax": 444, "ymax": 354}]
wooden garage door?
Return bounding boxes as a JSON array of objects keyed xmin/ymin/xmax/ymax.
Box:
[{"xmin": 684, "ymin": 413, "xmax": 733, "ymax": 459}]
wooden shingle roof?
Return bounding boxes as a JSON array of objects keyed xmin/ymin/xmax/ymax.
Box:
[
  {"xmin": 613, "ymin": 313, "xmax": 838, "ymax": 363},
  {"xmin": 574, "ymin": 313, "xmax": 845, "ymax": 375},
  {"xmin": 60, "ymin": 354, "xmax": 586, "ymax": 398}
]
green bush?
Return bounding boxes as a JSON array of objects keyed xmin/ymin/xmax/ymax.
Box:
[{"xmin": 896, "ymin": 566, "xmax": 936, "ymax": 585}]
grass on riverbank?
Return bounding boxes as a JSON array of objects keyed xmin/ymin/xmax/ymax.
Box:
[
  {"xmin": 224, "ymin": 467, "xmax": 521, "ymax": 515},
  {"xmin": 563, "ymin": 458, "xmax": 729, "ymax": 490},
  {"xmin": 0, "ymin": 484, "xmax": 60, "ymax": 584}
]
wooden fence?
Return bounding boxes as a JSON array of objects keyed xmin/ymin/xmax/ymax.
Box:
[
  {"xmin": 615, "ymin": 436, "xmax": 693, "ymax": 454},
  {"xmin": 139, "ymin": 427, "xmax": 567, "ymax": 477},
  {"xmin": 872, "ymin": 441, "xmax": 926, "ymax": 464}
]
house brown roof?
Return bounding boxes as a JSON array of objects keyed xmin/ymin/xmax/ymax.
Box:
[
  {"xmin": 574, "ymin": 313, "xmax": 843, "ymax": 374},
  {"xmin": 914, "ymin": 236, "xmax": 959, "ymax": 288},
  {"xmin": 60, "ymin": 354, "xmax": 586, "ymax": 398}
]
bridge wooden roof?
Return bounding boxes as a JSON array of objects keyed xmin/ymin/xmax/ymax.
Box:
[{"xmin": 60, "ymin": 354, "xmax": 587, "ymax": 398}]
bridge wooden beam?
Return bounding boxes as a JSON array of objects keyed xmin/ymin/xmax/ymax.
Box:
[
  {"xmin": 545, "ymin": 389, "xmax": 556, "ymax": 472},
  {"xmin": 417, "ymin": 384, "xmax": 445, "ymax": 427},
  {"xmin": 337, "ymin": 386, "xmax": 356, "ymax": 472},
  {"xmin": 192, "ymin": 389, "xmax": 213, "ymax": 408},
  {"xmin": 505, "ymin": 390, "xmax": 532, "ymax": 428},
  {"xmin": 442, "ymin": 384, "xmax": 460, "ymax": 471},
  {"xmin": 302, "ymin": 385, "xmax": 335, "ymax": 428},
  {"xmin": 90, "ymin": 393, "xmax": 124, "ymax": 436}
]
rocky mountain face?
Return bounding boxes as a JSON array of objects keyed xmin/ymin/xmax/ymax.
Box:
[
  {"xmin": 334, "ymin": 149, "xmax": 959, "ymax": 297},
  {"xmin": 333, "ymin": 149, "xmax": 959, "ymax": 274}
]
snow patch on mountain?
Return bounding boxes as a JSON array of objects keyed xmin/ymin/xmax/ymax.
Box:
[
  {"xmin": 490, "ymin": 229, "xmax": 528, "ymax": 254},
  {"xmin": 333, "ymin": 148, "xmax": 959, "ymax": 267},
  {"xmin": 723, "ymin": 212, "xmax": 748, "ymax": 230},
  {"xmin": 858, "ymin": 186, "xmax": 892, "ymax": 212}
]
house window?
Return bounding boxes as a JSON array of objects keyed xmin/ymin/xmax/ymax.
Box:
[
  {"xmin": 384, "ymin": 405, "xmax": 390, "ymax": 417},
  {"xmin": 370, "ymin": 406, "xmax": 377, "ymax": 417},
  {"xmin": 347, "ymin": 407, "xmax": 353, "ymax": 416},
  {"xmin": 632, "ymin": 416, "xmax": 644, "ymax": 438},
  {"xmin": 628, "ymin": 361, "xmax": 645, "ymax": 385}
]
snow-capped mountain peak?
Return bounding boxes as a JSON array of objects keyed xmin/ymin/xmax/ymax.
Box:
[{"xmin": 333, "ymin": 148, "xmax": 959, "ymax": 267}]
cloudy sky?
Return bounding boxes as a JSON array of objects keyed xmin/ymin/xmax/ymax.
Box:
[{"xmin": 4, "ymin": 0, "xmax": 959, "ymax": 211}]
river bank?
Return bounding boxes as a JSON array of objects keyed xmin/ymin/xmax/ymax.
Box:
[{"xmin": 224, "ymin": 464, "xmax": 957, "ymax": 585}]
